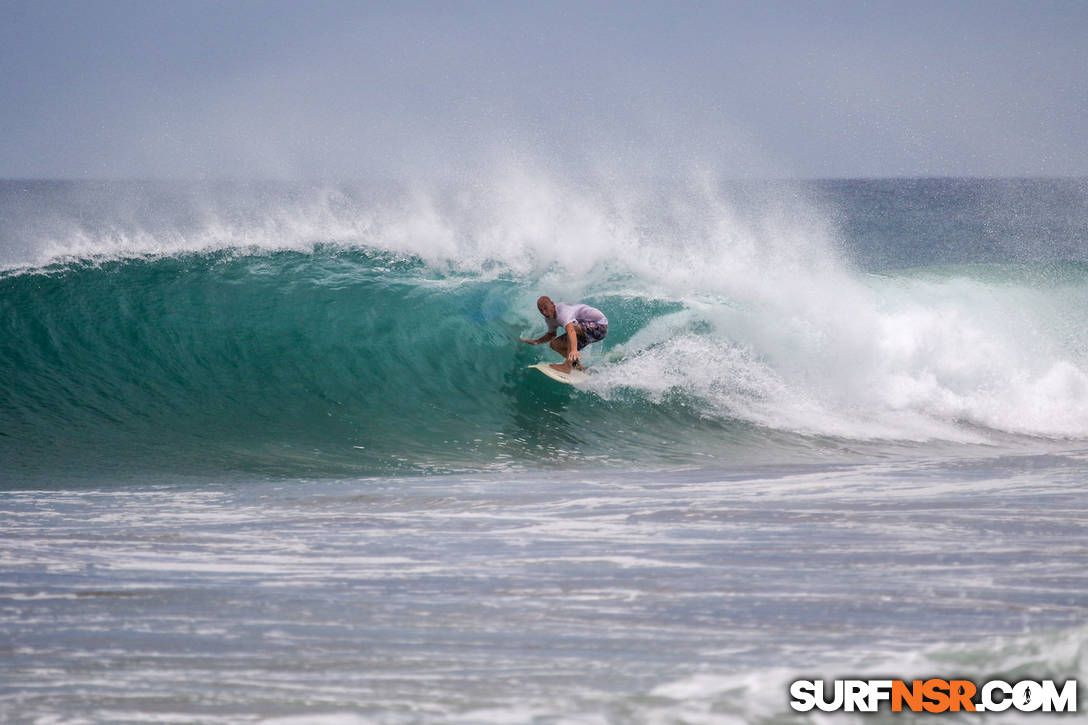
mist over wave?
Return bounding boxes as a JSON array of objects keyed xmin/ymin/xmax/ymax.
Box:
[{"xmin": 3, "ymin": 173, "xmax": 1088, "ymax": 479}]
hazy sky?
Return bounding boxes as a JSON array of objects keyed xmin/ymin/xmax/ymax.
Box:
[{"xmin": 2, "ymin": 0, "xmax": 1086, "ymax": 179}]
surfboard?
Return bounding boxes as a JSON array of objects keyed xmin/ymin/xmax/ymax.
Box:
[{"xmin": 528, "ymin": 363, "xmax": 589, "ymax": 385}]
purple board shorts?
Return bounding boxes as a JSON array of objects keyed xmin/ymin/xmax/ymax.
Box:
[{"xmin": 573, "ymin": 320, "xmax": 607, "ymax": 350}]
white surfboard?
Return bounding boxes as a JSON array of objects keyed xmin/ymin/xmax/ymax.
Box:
[{"xmin": 528, "ymin": 363, "xmax": 589, "ymax": 385}]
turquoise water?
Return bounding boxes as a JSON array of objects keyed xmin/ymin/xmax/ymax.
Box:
[
  {"xmin": 2, "ymin": 177, "xmax": 1087, "ymax": 721},
  {"xmin": 1, "ymin": 248, "xmax": 763, "ymax": 479}
]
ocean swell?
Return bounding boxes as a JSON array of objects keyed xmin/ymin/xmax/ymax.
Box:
[{"xmin": 4, "ymin": 177, "xmax": 1088, "ymax": 480}]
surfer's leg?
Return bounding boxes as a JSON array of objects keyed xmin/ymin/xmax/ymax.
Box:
[
  {"xmin": 548, "ymin": 334, "xmax": 573, "ymax": 372},
  {"xmin": 548, "ymin": 329, "xmax": 588, "ymax": 373}
]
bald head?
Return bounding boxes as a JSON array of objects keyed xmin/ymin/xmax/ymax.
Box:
[{"xmin": 536, "ymin": 296, "xmax": 556, "ymax": 318}]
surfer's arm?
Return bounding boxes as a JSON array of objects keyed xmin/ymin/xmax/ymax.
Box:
[
  {"xmin": 564, "ymin": 322, "xmax": 581, "ymax": 363},
  {"xmin": 519, "ymin": 331, "xmax": 556, "ymax": 345}
]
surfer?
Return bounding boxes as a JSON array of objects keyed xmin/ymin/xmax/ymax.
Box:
[{"xmin": 520, "ymin": 296, "xmax": 608, "ymax": 373}]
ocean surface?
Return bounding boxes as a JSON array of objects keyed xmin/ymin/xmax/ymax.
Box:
[{"xmin": 2, "ymin": 175, "xmax": 1087, "ymax": 723}]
